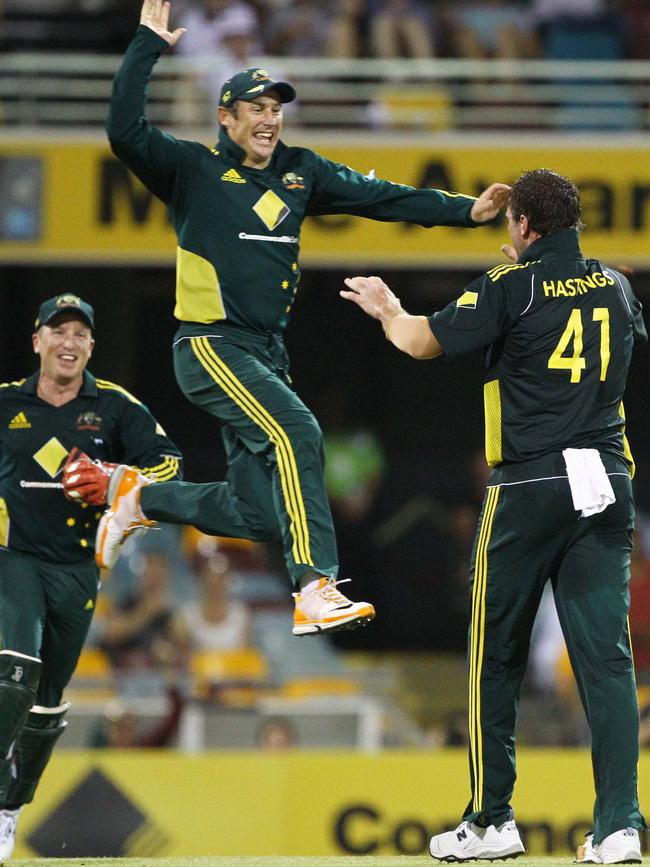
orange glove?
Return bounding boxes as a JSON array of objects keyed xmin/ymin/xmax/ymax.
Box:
[{"xmin": 62, "ymin": 448, "xmax": 118, "ymax": 506}]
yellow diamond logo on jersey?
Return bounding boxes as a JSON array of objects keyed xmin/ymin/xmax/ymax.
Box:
[
  {"xmin": 253, "ymin": 190, "xmax": 290, "ymax": 230},
  {"xmin": 9, "ymin": 412, "xmax": 31, "ymax": 429},
  {"xmin": 33, "ymin": 438, "xmax": 69, "ymax": 478},
  {"xmin": 457, "ymin": 290, "xmax": 478, "ymax": 309}
]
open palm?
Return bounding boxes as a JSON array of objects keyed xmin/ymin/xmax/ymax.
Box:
[{"xmin": 140, "ymin": 0, "xmax": 186, "ymax": 46}]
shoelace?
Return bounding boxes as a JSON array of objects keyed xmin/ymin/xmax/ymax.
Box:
[
  {"xmin": 319, "ymin": 578, "xmax": 352, "ymax": 605},
  {"xmin": 293, "ymin": 578, "xmax": 353, "ymax": 604}
]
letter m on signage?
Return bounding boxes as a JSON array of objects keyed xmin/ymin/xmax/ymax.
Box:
[{"xmin": 99, "ymin": 158, "xmax": 160, "ymax": 224}]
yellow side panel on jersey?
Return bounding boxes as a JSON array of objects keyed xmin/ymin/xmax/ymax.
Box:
[
  {"xmin": 253, "ymin": 190, "xmax": 290, "ymax": 231},
  {"xmin": 174, "ymin": 247, "xmax": 225, "ymax": 324},
  {"xmin": 619, "ymin": 401, "xmax": 636, "ymax": 479},
  {"xmin": 0, "ymin": 497, "xmax": 8, "ymax": 546},
  {"xmin": 483, "ymin": 379, "xmax": 502, "ymax": 467}
]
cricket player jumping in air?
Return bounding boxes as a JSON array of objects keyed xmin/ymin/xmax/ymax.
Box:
[{"xmin": 101, "ymin": 0, "xmax": 509, "ymax": 636}]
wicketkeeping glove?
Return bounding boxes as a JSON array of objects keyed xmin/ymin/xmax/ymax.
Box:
[{"xmin": 62, "ymin": 447, "xmax": 118, "ymax": 506}]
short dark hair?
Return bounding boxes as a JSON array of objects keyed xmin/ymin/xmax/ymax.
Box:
[{"xmin": 509, "ymin": 169, "xmax": 583, "ymax": 236}]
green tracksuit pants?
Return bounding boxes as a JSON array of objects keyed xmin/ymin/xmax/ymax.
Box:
[
  {"xmin": 141, "ymin": 329, "xmax": 338, "ymax": 586},
  {"xmin": 461, "ymin": 452, "xmax": 646, "ymax": 844},
  {"xmin": 0, "ymin": 547, "xmax": 99, "ymax": 707}
]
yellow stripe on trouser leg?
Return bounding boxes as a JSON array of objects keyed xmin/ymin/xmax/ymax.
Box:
[
  {"xmin": 193, "ymin": 338, "xmax": 311, "ymax": 565},
  {"xmin": 190, "ymin": 337, "xmax": 313, "ymax": 567},
  {"xmin": 469, "ymin": 486, "xmax": 500, "ymax": 815}
]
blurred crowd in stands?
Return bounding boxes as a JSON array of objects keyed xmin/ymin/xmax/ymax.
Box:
[{"xmin": 0, "ymin": 0, "xmax": 649, "ymax": 62}]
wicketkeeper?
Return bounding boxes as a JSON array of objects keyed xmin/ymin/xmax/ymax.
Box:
[{"xmin": 0, "ymin": 294, "xmax": 182, "ymax": 861}]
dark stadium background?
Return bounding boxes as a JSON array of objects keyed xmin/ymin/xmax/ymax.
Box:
[{"xmin": 2, "ymin": 264, "xmax": 649, "ymax": 652}]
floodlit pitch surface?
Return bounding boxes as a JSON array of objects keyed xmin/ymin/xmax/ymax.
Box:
[{"xmin": 11, "ymin": 858, "xmax": 584, "ymax": 866}]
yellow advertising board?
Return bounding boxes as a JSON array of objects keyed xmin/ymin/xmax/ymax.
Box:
[
  {"xmin": 1, "ymin": 134, "xmax": 650, "ymax": 267},
  {"xmin": 12, "ymin": 749, "xmax": 650, "ymax": 858}
]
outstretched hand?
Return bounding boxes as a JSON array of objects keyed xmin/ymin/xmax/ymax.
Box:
[
  {"xmin": 341, "ymin": 276, "xmax": 404, "ymax": 327},
  {"xmin": 140, "ymin": 0, "xmax": 186, "ymax": 46},
  {"xmin": 470, "ymin": 183, "xmax": 511, "ymax": 223}
]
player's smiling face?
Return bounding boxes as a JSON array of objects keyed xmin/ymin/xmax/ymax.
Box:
[
  {"xmin": 219, "ymin": 93, "xmax": 284, "ymax": 169},
  {"xmin": 33, "ymin": 313, "xmax": 94, "ymax": 386}
]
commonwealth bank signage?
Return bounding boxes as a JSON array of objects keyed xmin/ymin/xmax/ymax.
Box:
[
  {"xmin": 1, "ymin": 135, "xmax": 650, "ymax": 266},
  {"xmin": 12, "ymin": 750, "xmax": 650, "ymax": 857}
]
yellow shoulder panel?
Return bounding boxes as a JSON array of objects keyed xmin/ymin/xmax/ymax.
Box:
[
  {"xmin": 486, "ymin": 260, "xmax": 540, "ymax": 282},
  {"xmin": 95, "ymin": 379, "xmax": 142, "ymax": 405}
]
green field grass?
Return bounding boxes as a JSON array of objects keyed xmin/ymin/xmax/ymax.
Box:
[{"xmin": 9, "ymin": 857, "xmax": 587, "ymax": 866}]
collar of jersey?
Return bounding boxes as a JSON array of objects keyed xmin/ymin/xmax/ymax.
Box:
[
  {"xmin": 518, "ymin": 227, "xmax": 583, "ymax": 265},
  {"xmin": 22, "ymin": 370, "xmax": 97, "ymax": 398},
  {"xmin": 216, "ymin": 127, "xmax": 286, "ymax": 171}
]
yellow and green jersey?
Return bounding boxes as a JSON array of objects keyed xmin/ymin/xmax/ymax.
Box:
[
  {"xmin": 107, "ymin": 26, "xmax": 480, "ymax": 335},
  {"xmin": 0, "ymin": 371, "xmax": 182, "ymax": 563},
  {"xmin": 428, "ymin": 228, "xmax": 647, "ymax": 467}
]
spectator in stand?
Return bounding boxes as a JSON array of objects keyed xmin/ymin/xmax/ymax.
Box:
[
  {"xmin": 266, "ymin": 0, "xmax": 332, "ymax": 57},
  {"xmin": 256, "ymin": 715, "xmax": 298, "ymax": 749},
  {"xmin": 89, "ymin": 686, "xmax": 184, "ymax": 748},
  {"xmin": 325, "ymin": 0, "xmax": 365, "ymax": 57},
  {"xmin": 174, "ymin": 0, "xmax": 260, "ymax": 125},
  {"xmin": 180, "ymin": 542, "xmax": 252, "ymax": 651},
  {"xmin": 530, "ymin": 0, "xmax": 626, "ymax": 59},
  {"xmin": 368, "ymin": 0, "xmax": 435, "ymax": 58},
  {"xmin": 620, "ymin": 0, "xmax": 650, "ymax": 60},
  {"xmin": 530, "ymin": 0, "xmax": 635, "ymax": 130},
  {"xmin": 100, "ymin": 551, "xmax": 191, "ymax": 687},
  {"xmin": 444, "ymin": 0, "xmax": 536, "ymax": 60}
]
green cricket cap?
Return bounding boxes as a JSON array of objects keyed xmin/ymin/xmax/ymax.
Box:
[
  {"xmin": 219, "ymin": 68, "xmax": 296, "ymax": 108},
  {"xmin": 35, "ymin": 294, "xmax": 95, "ymax": 331}
]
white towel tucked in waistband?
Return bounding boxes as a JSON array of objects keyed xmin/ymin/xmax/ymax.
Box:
[{"xmin": 562, "ymin": 448, "xmax": 616, "ymax": 518}]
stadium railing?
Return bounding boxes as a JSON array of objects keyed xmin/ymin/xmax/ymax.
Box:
[{"xmin": 1, "ymin": 54, "xmax": 649, "ymax": 131}]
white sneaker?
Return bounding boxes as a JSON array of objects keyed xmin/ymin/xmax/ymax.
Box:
[
  {"xmin": 576, "ymin": 833, "xmax": 601, "ymax": 863},
  {"xmin": 95, "ymin": 465, "xmax": 154, "ymax": 569},
  {"xmin": 429, "ymin": 819, "xmax": 525, "ymax": 862},
  {"xmin": 596, "ymin": 828, "xmax": 642, "ymax": 864},
  {"xmin": 292, "ymin": 577, "xmax": 375, "ymax": 635},
  {"xmin": 0, "ymin": 807, "xmax": 22, "ymax": 862}
]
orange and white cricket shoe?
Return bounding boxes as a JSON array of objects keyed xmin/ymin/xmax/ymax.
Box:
[
  {"xmin": 292, "ymin": 577, "xmax": 375, "ymax": 636},
  {"xmin": 95, "ymin": 465, "xmax": 155, "ymax": 569}
]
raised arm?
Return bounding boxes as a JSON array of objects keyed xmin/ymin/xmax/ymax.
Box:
[
  {"xmin": 308, "ymin": 154, "xmax": 510, "ymax": 229},
  {"xmin": 106, "ymin": 0, "xmax": 193, "ymax": 205}
]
